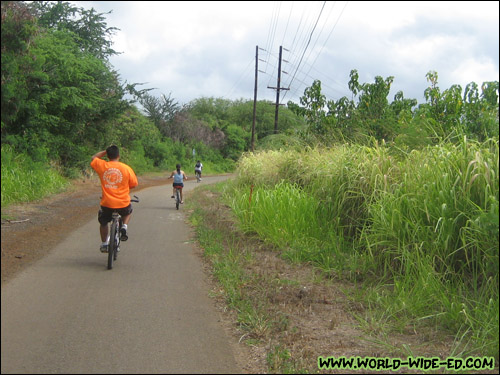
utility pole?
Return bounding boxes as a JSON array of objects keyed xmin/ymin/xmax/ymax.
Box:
[
  {"xmin": 268, "ymin": 46, "xmax": 289, "ymax": 134},
  {"xmin": 251, "ymin": 46, "xmax": 266, "ymax": 152}
]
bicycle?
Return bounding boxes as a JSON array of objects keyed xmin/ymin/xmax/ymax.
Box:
[
  {"xmin": 174, "ymin": 186, "xmax": 182, "ymax": 210},
  {"xmin": 195, "ymin": 170, "xmax": 201, "ymax": 183},
  {"xmin": 107, "ymin": 195, "xmax": 139, "ymax": 270}
]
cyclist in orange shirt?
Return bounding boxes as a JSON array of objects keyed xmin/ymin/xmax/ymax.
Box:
[{"xmin": 91, "ymin": 145, "xmax": 138, "ymax": 253}]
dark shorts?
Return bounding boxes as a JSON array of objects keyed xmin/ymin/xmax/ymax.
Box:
[
  {"xmin": 98, "ymin": 204, "xmax": 133, "ymax": 225},
  {"xmin": 173, "ymin": 183, "xmax": 184, "ymax": 188}
]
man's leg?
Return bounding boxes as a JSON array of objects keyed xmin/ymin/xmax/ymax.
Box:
[
  {"xmin": 122, "ymin": 214, "xmax": 131, "ymax": 225},
  {"xmin": 120, "ymin": 214, "xmax": 131, "ymax": 241},
  {"xmin": 99, "ymin": 222, "xmax": 109, "ymax": 252},
  {"xmin": 100, "ymin": 223, "xmax": 109, "ymax": 242}
]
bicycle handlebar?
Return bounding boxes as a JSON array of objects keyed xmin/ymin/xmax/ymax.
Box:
[{"xmin": 98, "ymin": 195, "xmax": 139, "ymax": 203}]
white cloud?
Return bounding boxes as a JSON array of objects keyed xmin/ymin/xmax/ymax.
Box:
[
  {"xmin": 451, "ymin": 58, "xmax": 499, "ymax": 86},
  {"xmin": 71, "ymin": 1, "xmax": 498, "ymax": 105}
]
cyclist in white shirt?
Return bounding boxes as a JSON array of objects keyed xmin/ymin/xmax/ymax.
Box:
[{"xmin": 194, "ymin": 160, "xmax": 203, "ymax": 181}]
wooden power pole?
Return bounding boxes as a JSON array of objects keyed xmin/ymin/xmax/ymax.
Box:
[{"xmin": 268, "ymin": 46, "xmax": 289, "ymax": 134}]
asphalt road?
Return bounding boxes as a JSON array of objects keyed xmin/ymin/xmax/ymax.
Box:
[{"xmin": 1, "ymin": 175, "xmax": 241, "ymax": 374}]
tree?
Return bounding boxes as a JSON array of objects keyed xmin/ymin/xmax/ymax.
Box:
[
  {"xmin": 463, "ymin": 81, "xmax": 499, "ymax": 140},
  {"xmin": 2, "ymin": 0, "xmax": 129, "ymax": 171},
  {"xmin": 299, "ymin": 80, "xmax": 327, "ymax": 134},
  {"xmin": 139, "ymin": 92, "xmax": 179, "ymax": 138},
  {"xmin": 27, "ymin": 1, "xmax": 119, "ymax": 60},
  {"xmin": 169, "ymin": 110, "xmax": 226, "ymax": 148},
  {"xmin": 1, "ymin": 1, "xmax": 39, "ymax": 133},
  {"xmin": 221, "ymin": 124, "xmax": 248, "ymax": 160},
  {"xmin": 356, "ymin": 74, "xmax": 396, "ymax": 140},
  {"xmin": 290, "ymin": 70, "xmax": 402, "ymax": 143},
  {"xmin": 418, "ymin": 71, "xmax": 499, "ymax": 141}
]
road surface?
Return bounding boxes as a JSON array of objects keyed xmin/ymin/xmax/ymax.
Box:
[{"xmin": 1, "ymin": 175, "xmax": 241, "ymax": 374}]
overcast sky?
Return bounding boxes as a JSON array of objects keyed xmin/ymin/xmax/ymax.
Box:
[{"xmin": 72, "ymin": 1, "xmax": 499, "ymax": 107}]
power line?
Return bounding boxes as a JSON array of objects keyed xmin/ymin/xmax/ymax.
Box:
[
  {"xmin": 280, "ymin": 1, "xmax": 294, "ymax": 47},
  {"xmin": 264, "ymin": 1, "xmax": 281, "ymax": 78},
  {"xmin": 303, "ymin": 1, "xmax": 349, "ymax": 82},
  {"xmin": 223, "ymin": 57, "xmax": 255, "ymax": 99},
  {"xmin": 282, "ymin": 1, "xmax": 349, "ymax": 103},
  {"xmin": 286, "ymin": 2, "xmax": 326, "ymax": 97},
  {"xmin": 249, "ymin": 1, "xmax": 350, "ymax": 105},
  {"xmin": 286, "ymin": 3, "xmax": 319, "ymax": 79}
]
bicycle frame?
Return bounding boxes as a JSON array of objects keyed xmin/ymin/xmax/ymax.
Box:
[
  {"xmin": 106, "ymin": 195, "xmax": 139, "ymax": 270},
  {"xmin": 174, "ymin": 186, "xmax": 182, "ymax": 210},
  {"xmin": 107, "ymin": 213, "xmax": 122, "ymax": 269}
]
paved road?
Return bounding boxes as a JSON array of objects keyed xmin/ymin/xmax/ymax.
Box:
[{"xmin": 1, "ymin": 176, "xmax": 240, "ymax": 374}]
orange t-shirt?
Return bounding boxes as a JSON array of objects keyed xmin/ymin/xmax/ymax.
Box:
[{"xmin": 91, "ymin": 158, "xmax": 138, "ymax": 208}]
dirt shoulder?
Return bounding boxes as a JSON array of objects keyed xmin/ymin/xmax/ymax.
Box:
[{"xmin": 1, "ymin": 174, "xmax": 171, "ymax": 285}]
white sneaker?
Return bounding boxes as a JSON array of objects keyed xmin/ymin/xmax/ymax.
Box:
[
  {"xmin": 100, "ymin": 244, "xmax": 108, "ymax": 253},
  {"xmin": 120, "ymin": 227, "xmax": 128, "ymax": 241}
]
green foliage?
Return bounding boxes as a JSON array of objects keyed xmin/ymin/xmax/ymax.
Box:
[
  {"xmin": 290, "ymin": 69, "xmax": 498, "ymax": 148},
  {"xmin": 185, "ymin": 96, "xmax": 305, "ymax": 150},
  {"xmin": 221, "ymin": 124, "xmax": 248, "ymax": 160},
  {"xmin": 255, "ymin": 132, "xmax": 310, "ymax": 152},
  {"xmin": 111, "ymin": 106, "xmax": 162, "ymax": 151},
  {"xmin": 1, "ymin": 144, "xmax": 68, "ymax": 206},
  {"xmin": 1, "ymin": 1, "xmax": 39, "ymax": 131},
  {"xmin": 1, "ymin": 1, "xmax": 238, "ymax": 208},
  {"xmin": 230, "ymin": 139, "xmax": 499, "ymax": 357},
  {"xmin": 138, "ymin": 91, "xmax": 179, "ymax": 138},
  {"xmin": 189, "ymin": 140, "xmax": 235, "ymax": 173},
  {"xmin": 298, "ymin": 80, "xmax": 327, "ymax": 134},
  {"xmin": 28, "ymin": 0, "xmax": 119, "ymax": 60},
  {"xmin": 2, "ymin": 2, "xmax": 128, "ymax": 172},
  {"xmin": 185, "ymin": 97, "xmax": 233, "ymax": 126},
  {"xmin": 120, "ymin": 140, "xmax": 153, "ymax": 174}
]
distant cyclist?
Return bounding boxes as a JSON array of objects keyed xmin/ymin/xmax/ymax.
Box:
[
  {"xmin": 91, "ymin": 145, "xmax": 138, "ymax": 253},
  {"xmin": 194, "ymin": 160, "xmax": 203, "ymax": 181},
  {"xmin": 168, "ymin": 163, "xmax": 188, "ymax": 204}
]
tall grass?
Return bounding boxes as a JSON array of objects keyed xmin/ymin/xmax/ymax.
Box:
[
  {"xmin": 231, "ymin": 181, "xmax": 347, "ymax": 270},
  {"xmin": 227, "ymin": 137, "xmax": 499, "ymax": 358},
  {"xmin": 1, "ymin": 145, "xmax": 68, "ymax": 207}
]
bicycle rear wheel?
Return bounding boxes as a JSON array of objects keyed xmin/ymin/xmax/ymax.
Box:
[
  {"xmin": 114, "ymin": 218, "xmax": 121, "ymax": 261},
  {"xmin": 175, "ymin": 189, "xmax": 180, "ymax": 210},
  {"xmin": 108, "ymin": 219, "xmax": 119, "ymax": 269}
]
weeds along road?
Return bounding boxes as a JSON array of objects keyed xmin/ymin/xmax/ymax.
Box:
[{"xmin": 1, "ymin": 175, "xmax": 241, "ymax": 374}]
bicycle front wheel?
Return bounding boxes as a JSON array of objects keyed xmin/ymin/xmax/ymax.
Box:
[{"xmin": 108, "ymin": 219, "xmax": 119, "ymax": 269}]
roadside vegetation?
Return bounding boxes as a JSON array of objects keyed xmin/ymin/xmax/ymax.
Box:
[
  {"xmin": 1, "ymin": 144, "xmax": 68, "ymax": 207},
  {"xmin": 229, "ymin": 138, "xmax": 498, "ymax": 358}
]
